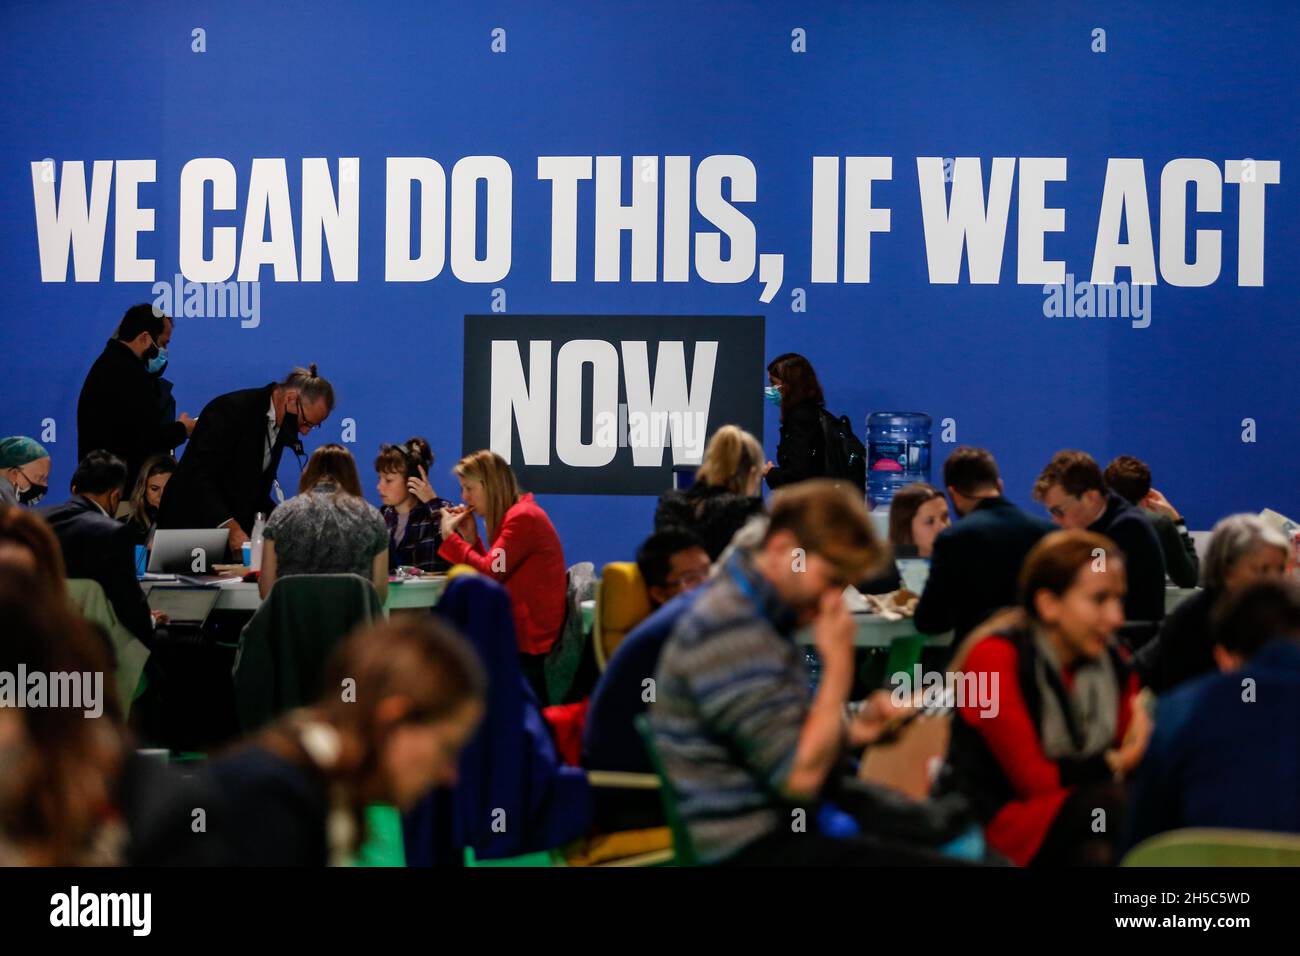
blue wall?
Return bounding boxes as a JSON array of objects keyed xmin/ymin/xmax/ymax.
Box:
[{"xmin": 2, "ymin": 1, "xmax": 1296, "ymax": 569}]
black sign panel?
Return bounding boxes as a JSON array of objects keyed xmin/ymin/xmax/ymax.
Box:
[{"xmin": 462, "ymin": 314, "xmax": 765, "ymax": 495}]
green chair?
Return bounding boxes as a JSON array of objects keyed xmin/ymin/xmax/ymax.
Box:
[
  {"xmin": 463, "ymin": 847, "xmax": 562, "ymax": 867},
  {"xmin": 1122, "ymin": 828, "xmax": 1300, "ymax": 867},
  {"xmin": 351, "ymin": 805, "xmax": 407, "ymax": 867},
  {"xmin": 634, "ymin": 715, "xmax": 698, "ymax": 866},
  {"xmin": 883, "ymin": 633, "xmax": 926, "ymax": 688}
]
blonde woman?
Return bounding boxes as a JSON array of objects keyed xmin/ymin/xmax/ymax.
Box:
[
  {"xmin": 438, "ymin": 450, "xmax": 566, "ymax": 698},
  {"xmin": 654, "ymin": 424, "xmax": 766, "ymax": 559}
]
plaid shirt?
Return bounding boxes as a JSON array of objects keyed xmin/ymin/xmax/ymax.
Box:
[{"xmin": 381, "ymin": 498, "xmax": 451, "ymax": 573}]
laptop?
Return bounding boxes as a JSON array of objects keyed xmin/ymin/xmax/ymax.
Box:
[
  {"xmin": 148, "ymin": 529, "xmax": 231, "ymax": 576},
  {"xmin": 145, "ymin": 586, "xmax": 221, "ymax": 632}
]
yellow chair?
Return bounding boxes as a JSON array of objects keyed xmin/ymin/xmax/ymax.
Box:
[
  {"xmin": 1122, "ymin": 828, "xmax": 1300, "ymax": 867},
  {"xmin": 445, "ymin": 563, "xmax": 479, "ymax": 582},
  {"xmin": 593, "ymin": 562, "xmax": 652, "ymax": 670}
]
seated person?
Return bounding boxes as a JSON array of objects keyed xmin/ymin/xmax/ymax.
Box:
[
  {"xmin": 582, "ymin": 530, "xmax": 710, "ymax": 831},
  {"xmin": 0, "ymin": 436, "xmax": 51, "ymax": 509},
  {"xmin": 205, "ymin": 617, "xmax": 485, "ymax": 865},
  {"xmin": 121, "ymin": 453, "xmax": 176, "ymax": 548},
  {"xmin": 914, "ymin": 447, "xmax": 1053, "ymax": 641},
  {"xmin": 1125, "ymin": 579, "xmax": 1300, "ymax": 847},
  {"xmin": 1104, "ymin": 455, "xmax": 1199, "ymax": 588},
  {"xmin": 637, "ymin": 528, "xmax": 709, "ymax": 609},
  {"xmin": 1033, "ymin": 450, "xmax": 1166, "ymax": 624},
  {"xmin": 651, "ymin": 480, "xmax": 950, "ymax": 866},
  {"xmin": 654, "ymin": 425, "xmax": 765, "ymax": 560},
  {"xmin": 888, "ymin": 482, "xmax": 950, "ymax": 559},
  {"xmin": 938, "ymin": 530, "xmax": 1148, "ymax": 867},
  {"xmin": 374, "ymin": 437, "xmax": 450, "ymax": 574},
  {"xmin": 39, "ymin": 451, "xmax": 156, "ymax": 645},
  {"xmin": 259, "ymin": 444, "xmax": 389, "ymax": 602},
  {"xmin": 1139, "ymin": 513, "xmax": 1288, "ymax": 692},
  {"xmin": 437, "ymin": 450, "xmax": 567, "ymax": 703}
]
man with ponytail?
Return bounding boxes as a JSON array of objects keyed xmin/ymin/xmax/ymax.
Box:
[{"xmin": 157, "ymin": 364, "xmax": 335, "ymax": 552}]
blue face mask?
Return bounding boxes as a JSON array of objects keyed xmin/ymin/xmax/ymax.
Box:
[
  {"xmin": 764, "ymin": 385, "xmax": 782, "ymax": 407},
  {"xmin": 146, "ymin": 348, "xmax": 168, "ymax": 375}
]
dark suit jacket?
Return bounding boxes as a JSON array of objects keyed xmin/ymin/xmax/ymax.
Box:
[
  {"xmin": 764, "ymin": 400, "xmax": 826, "ymax": 489},
  {"xmin": 1090, "ymin": 492, "xmax": 1167, "ymax": 622},
  {"xmin": 654, "ymin": 486, "xmax": 765, "ymax": 560},
  {"xmin": 1125, "ymin": 639, "xmax": 1300, "ymax": 849},
  {"xmin": 157, "ymin": 383, "xmax": 291, "ymax": 534},
  {"xmin": 914, "ymin": 496, "xmax": 1054, "ymax": 641},
  {"xmin": 77, "ymin": 339, "xmax": 188, "ymax": 486},
  {"xmin": 40, "ymin": 495, "xmax": 153, "ymax": 644}
]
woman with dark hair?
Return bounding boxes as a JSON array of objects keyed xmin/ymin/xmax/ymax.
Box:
[
  {"xmin": 374, "ymin": 437, "xmax": 450, "ymax": 573},
  {"xmin": 938, "ymin": 529, "xmax": 1149, "ymax": 866},
  {"xmin": 122, "ymin": 453, "xmax": 176, "ymax": 547},
  {"xmin": 204, "ymin": 617, "xmax": 486, "ymax": 865},
  {"xmin": 762, "ymin": 352, "xmax": 827, "ymax": 490},
  {"xmin": 888, "ymin": 482, "xmax": 950, "ymax": 558},
  {"xmin": 654, "ymin": 424, "xmax": 766, "ymax": 559},
  {"xmin": 259, "ymin": 443, "xmax": 389, "ymax": 600}
]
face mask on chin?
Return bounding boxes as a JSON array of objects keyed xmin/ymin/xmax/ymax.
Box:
[{"xmin": 16, "ymin": 477, "xmax": 46, "ymax": 506}]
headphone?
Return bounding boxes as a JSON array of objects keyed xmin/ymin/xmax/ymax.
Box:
[{"xmin": 383, "ymin": 442, "xmax": 426, "ymax": 480}]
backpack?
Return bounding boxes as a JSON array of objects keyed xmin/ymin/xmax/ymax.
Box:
[{"xmin": 818, "ymin": 408, "xmax": 866, "ymax": 492}]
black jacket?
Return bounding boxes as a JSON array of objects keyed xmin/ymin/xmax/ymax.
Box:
[
  {"xmin": 157, "ymin": 383, "xmax": 293, "ymax": 534},
  {"xmin": 1089, "ymin": 492, "xmax": 1167, "ymax": 622},
  {"xmin": 1142, "ymin": 586, "xmax": 1218, "ymax": 693},
  {"xmin": 77, "ymin": 339, "xmax": 188, "ymax": 486},
  {"xmin": 764, "ymin": 400, "xmax": 826, "ymax": 489},
  {"xmin": 654, "ymin": 485, "xmax": 765, "ymax": 560},
  {"xmin": 914, "ymin": 496, "xmax": 1054, "ymax": 641},
  {"xmin": 1147, "ymin": 510, "xmax": 1200, "ymax": 589},
  {"xmin": 40, "ymin": 495, "xmax": 153, "ymax": 644}
]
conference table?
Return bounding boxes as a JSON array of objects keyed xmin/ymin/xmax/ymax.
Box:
[{"xmin": 144, "ymin": 574, "xmax": 448, "ymax": 613}]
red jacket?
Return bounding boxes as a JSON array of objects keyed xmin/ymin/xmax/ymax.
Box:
[
  {"xmin": 438, "ymin": 493, "xmax": 567, "ymax": 655},
  {"xmin": 958, "ymin": 635, "xmax": 1137, "ymax": 866}
]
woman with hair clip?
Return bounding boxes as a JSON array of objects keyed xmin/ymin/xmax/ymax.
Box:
[
  {"xmin": 258, "ymin": 444, "xmax": 389, "ymax": 601},
  {"xmin": 763, "ymin": 352, "xmax": 828, "ymax": 490},
  {"xmin": 374, "ymin": 437, "xmax": 450, "ymax": 574},
  {"xmin": 437, "ymin": 449, "xmax": 566, "ymax": 701},
  {"xmin": 654, "ymin": 424, "xmax": 766, "ymax": 560},
  {"xmin": 937, "ymin": 529, "xmax": 1150, "ymax": 867},
  {"xmin": 121, "ymin": 453, "xmax": 176, "ymax": 547},
  {"xmin": 205, "ymin": 616, "xmax": 486, "ymax": 865}
]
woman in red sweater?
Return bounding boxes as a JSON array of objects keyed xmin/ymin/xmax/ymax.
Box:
[
  {"xmin": 438, "ymin": 450, "xmax": 567, "ymax": 700},
  {"xmin": 939, "ymin": 529, "xmax": 1150, "ymax": 866}
]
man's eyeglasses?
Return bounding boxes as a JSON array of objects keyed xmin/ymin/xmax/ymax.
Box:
[
  {"xmin": 297, "ymin": 406, "xmax": 323, "ymax": 431},
  {"xmin": 665, "ymin": 568, "xmax": 709, "ymax": 591},
  {"xmin": 1047, "ymin": 495, "xmax": 1078, "ymax": 519}
]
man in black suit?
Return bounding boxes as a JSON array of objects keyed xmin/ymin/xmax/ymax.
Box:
[
  {"xmin": 41, "ymin": 450, "xmax": 154, "ymax": 644},
  {"xmin": 77, "ymin": 304, "xmax": 195, "ymax": 489},
  {"xmin": 914, "ymin": 446, "xmax": 1054, "ymax": 642},
  {"xmin": 156, "ymin": 365, "xmax": 335, "ymax": 551},
  {"xmin": 1033, "ymin": 449, "xmax": 1167, "ymax": 623}
]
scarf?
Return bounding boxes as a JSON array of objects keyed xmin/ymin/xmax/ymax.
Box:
[{"xmin": 1029, "ymin": 625, "xmax": 1119, "ymax": 760}]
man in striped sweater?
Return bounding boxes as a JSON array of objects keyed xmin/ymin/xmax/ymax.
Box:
[{"xmin": 650, "ymin": 480, "xmax": 949, "ymax": 865}]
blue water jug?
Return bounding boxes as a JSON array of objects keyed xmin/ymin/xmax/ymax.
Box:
[{"xmin": 866, "ymin": 412, "xmax": 932, "ymax": 509}]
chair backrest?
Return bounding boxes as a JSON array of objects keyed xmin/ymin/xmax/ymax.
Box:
[
  {"xmin": 634, "ymin": 714, "xmax": 697, "ymax": 866},
  {"xmin": 883, "ymin": 633, "xmax": 926, "ymax": 688},
  {"xmin": 66, "ymin": 577, "xmax": 151, "ymax": 715},
  {"xmin": 1122, "ymin": 828, "xmax": 1300, "ymax": 867},
  {"xmin": 544, "ymin": 561, "xmax": 597, "ymax": 704},
  {"xmin": 595, "ymin": 562, "xmax": 652, "ymax": 669},
  {"xmin": 232, "ymin": 573, "xmax": 384, "ymax": 731}
]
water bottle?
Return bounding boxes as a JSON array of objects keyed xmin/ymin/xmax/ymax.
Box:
[
  {"xmin": 866, "ymin": 412, "xmax": 932, "ymax": 510},
  {"xmin": 249, "ymin": 512, "xmax": 267, "ymax": 571},
  {"xmin": 803, "ymin": 648, "xmax": 822, "ymax": 692}
]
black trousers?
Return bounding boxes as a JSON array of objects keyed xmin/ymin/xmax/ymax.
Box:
[{"xmin": 1031, "ymin": 781, "xmax": 1127, "ymax": 867}]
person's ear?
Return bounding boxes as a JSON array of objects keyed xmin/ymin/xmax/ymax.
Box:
[
  {"xmin": 996, "ymin": 478, "xmax": 1005, "ymax": 495},
  {"xmin": 1033, "ymin": 588, "xmax": 1059, "ymax": 625},
  {"xmin": 1211, "ymin": 644, "xmax": 1241, "ymax": 673}
]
